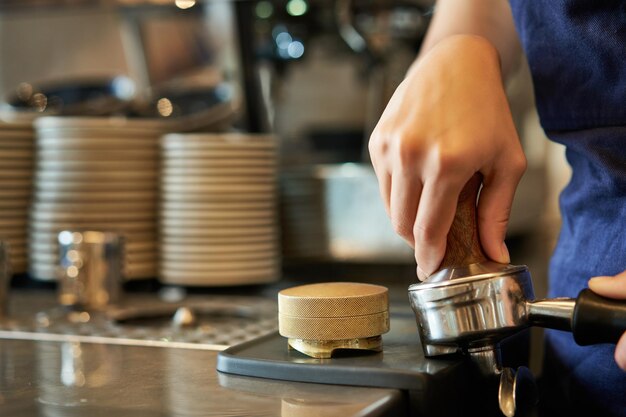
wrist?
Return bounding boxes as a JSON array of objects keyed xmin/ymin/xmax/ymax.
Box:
[{"xmin": 409, "ymin": 34, "xmax": 503, "ymax": 80}]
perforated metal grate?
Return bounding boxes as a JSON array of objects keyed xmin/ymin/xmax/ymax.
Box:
[{"xmin": 1, "ymin": 292, "xmax": 278, "ymax": 349}]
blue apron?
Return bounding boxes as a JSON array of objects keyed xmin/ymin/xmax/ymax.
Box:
[{"xmin": 509, "ymin": 1, "xmax": 626, "ymax": 415}]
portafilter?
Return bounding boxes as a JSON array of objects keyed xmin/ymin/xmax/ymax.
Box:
[{"xmin": 408, "ymin": 174, "xmax": 626, "ymax": 416}]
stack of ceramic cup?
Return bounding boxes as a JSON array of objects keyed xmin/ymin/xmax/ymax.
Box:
[
  {"xmin": 280, "ymin": 167, "xmax": 328, "ymax": 260},
  {"xmin": 29, "ymin": 117, "xmax": 164, "ymax": 281},
  {"xmin": 0, "ymin": 112, "xmax": 36, "ymax": 273},
  {"xmin": 160, "ymin": 133, "xmax": 280, "ymax": 286}
]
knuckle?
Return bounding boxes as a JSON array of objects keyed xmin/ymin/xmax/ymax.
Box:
[
  {"xmin": 510, "ymin": 153, "xmax": 528, "ymax": 176},
  {"xmin": 367, "ymin": 138, "xmax": 379, "ymax": 156},
  {"xmin": 494, "ymin": 216, "xmax": 511, "ymax": 228},
  {"xmin": 479, "ymin": 204, "xmax": 512, "ymax": 230},
  {"xmin": 368, "ymin": 136, "xmax": 388, "ymax": 159},
  {"xmin": 397, "ymin": 140, "xmax": 420, "ymax": 170},
  {"xmin": 486, "ymin": 217, "xmax": 511, "ymax": 236},
  {"xmin": 391, "ymin": 218, "xmax": 413, "ymax": 239},
  {"xmin": 413, "ymin": 222, "xmax": 439, "ymax": 246},
  {"xmin": 481, "ymin": 204, "xmax": 512, "ymax": 223},
  {"xmin": 431, "ymin": 150, "xmax": 464, "ymax": 177}
]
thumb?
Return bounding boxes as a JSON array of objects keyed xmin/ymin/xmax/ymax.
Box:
[{"xmin": 588, "ymin": 270, "xmax": 626, "ymax": 299}]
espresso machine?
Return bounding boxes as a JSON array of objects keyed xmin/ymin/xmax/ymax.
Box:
[{"xmin": 218, "ymin": 175, "xmax": 626, "ymax": 417}]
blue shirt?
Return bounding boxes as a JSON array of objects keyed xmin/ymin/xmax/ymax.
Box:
[
  {"xmin": 509, "ymin": 1, "xmax": 626, "ymax": 415},
  {"xmin": 510, "ymin": 0, "xmax": 626, "ymax": 131}
]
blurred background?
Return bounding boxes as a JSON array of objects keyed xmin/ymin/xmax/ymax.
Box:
[
  {"xmin": 0, "ymin": 0, "xmax": 568, "ymax": 288},
  {"xmin": 0, "ymin": 0, "xmax": 572, "ymax": 376}
]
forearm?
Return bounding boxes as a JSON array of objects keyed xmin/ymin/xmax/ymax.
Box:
[{"xmin": 418, "ymin": 0, "xmax": 521, "ymax": 78}]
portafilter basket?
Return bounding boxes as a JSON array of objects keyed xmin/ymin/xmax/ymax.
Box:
[{"xmin": 408, "ymin": 175, "xmax": 626, "ymax": 416}]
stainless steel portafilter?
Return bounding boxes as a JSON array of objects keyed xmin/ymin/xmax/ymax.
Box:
[{"xmin": 408, "ymin": 175, "xmax": 626, "ymax": 416}]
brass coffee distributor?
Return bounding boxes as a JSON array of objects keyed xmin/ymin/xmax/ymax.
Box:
[
  {"xmin": 408, "ymin": 174, "xmax": 626, "ymax": 416},
  {"xmin": 279, "ymin": 282, "xmax": 389, "ymax": 358}
]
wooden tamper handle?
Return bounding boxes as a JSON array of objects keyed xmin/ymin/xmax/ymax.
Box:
[{"xmin": 439, "ymin": 173, "xmax": 488, "ymax": 270}]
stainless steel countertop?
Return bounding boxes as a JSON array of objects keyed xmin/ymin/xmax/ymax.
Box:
[
  {"xmin": 0, "ymin": 338, "xmax": 405, "ymax": 417},
  {"xmin": 0, "ymin": 289, "xmax": 407, "ymax": 417}
]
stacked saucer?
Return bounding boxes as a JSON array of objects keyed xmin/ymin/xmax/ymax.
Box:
[
  {"xmin": 160, "ymin": 133, "xmax": 280, "ymax": 286},
  {"xmin": 280, "ymin": 167, "xmax": 328, "ymax": 260},
  {"xmin": 0, "ymin": 112, "xmax": 36, "ymax": 273},
  {"xmin": 29, "ymin": 117, "xmax": 164, "ymax": 281}
]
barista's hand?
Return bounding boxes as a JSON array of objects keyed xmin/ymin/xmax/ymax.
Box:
[
  {"xmin": 588, "ymin": 270, "xmax": 626, "ymax": 371},
  {"xmin": 369, "ymin": 35, "xmax": 526, "ymax": 280}
]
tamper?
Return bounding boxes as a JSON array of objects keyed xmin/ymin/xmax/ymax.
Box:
[
  {"xmin": 408, "ymin": 174, "xmax": 626, "ymax": 416},
  {"xmin": 278, "ymin": 282, "xmax": 389, "ymax": 358}
]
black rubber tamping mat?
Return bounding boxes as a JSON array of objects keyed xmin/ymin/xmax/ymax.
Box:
[{"xmin": 217, "ymin": 316, "xmax": 475, "ymax": 416}]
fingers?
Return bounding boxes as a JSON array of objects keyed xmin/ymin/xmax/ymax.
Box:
[
  {"xmin": 389, "ymin": 169, "xmax": 421, "ymax": 247},
  {"xmin": 588, "ymin": 270, "xmax": 626, "ymax": 299},
  {"xmin": 476, "ymin": 156, "xmax": 525, "ymax": 264},
  {"xmin": 377, "ymin": 172, "xmax": 392, "ymax": 216},
  {"xmin": 586, "ymin": 270, "xmax": 626, "ymax": 371},
  {"xmin": 413, "ymin": 177, "xmax": 464, "ymax": 280},
  {"xmin": 370, "ymin": 137, "xmax": 391, "ymax": 215},
  {"xmin": 371, "ymin": 131, "xmax": 423, "ymax": 248},
  {"xmin": 476, "ymin": 176, "xmax": 515, "ymax": 264},
  {"xmin": 616, "ymin": 331, "xmax": 626, "ymax": 371}
]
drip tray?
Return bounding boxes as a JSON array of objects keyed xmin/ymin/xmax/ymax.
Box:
[
  {"xmin": 217, "ymin": 316, "xmax": 474, "ymax": 416},
  {"xmin": 1, "ymin": 292, "xmax": 278, "ymax": 349}
]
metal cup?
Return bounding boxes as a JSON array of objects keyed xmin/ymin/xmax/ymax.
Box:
[{"xmin": 57, "ymin": 231, "xmax": 123, "ymax": 310}]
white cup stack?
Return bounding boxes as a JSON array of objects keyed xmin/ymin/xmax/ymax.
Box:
[
  {"xmin": 0, "ymin": 112, "xmax": 36, "ymax": 274},
  {"xmin": 29, "ymin": 117, "xmax": 164, "ymax": 281},
  {"xmin": 160, "ymin": 133, "xmax": 280, "ymax": 286}
]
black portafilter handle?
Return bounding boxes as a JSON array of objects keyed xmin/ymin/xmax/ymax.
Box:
[{"xmin": 572, "ymin": 289, "xmax": 626, "ymax": 346}]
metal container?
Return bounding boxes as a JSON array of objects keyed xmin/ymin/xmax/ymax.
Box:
[
  {"xmin": 281, "ymin": 164, "xmax": 414, "ymax": 263},
  {"xmin": 57, "ymin": 231, "xmax": 123, "ymax": 310}
]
